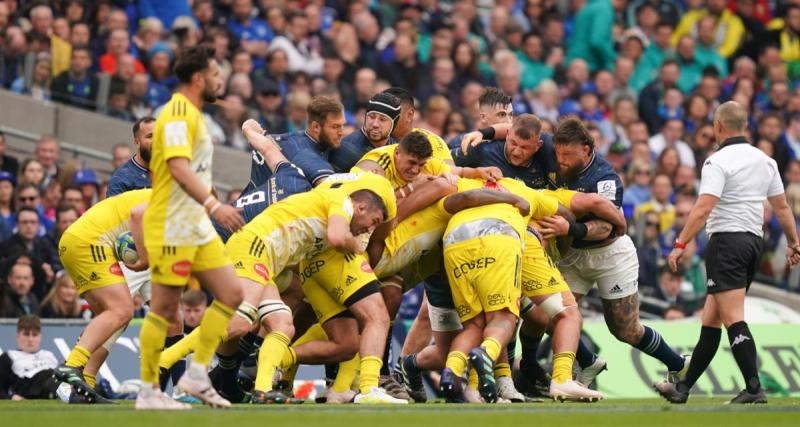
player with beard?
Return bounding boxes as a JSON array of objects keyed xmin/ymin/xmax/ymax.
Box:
[
  {"xmin": 330, "ymin": 92, "xmax": 402, "ymax": 172},
  {"xmin": 543, "ymin": 118, "xmax": 688, "ymax": 389},
  {"xmin": 137, "ymin": 45, "xmax": 245, "ymax": 410},
  {"xmin": 244, "ymin": 96, "xmax": 346, "ymax": 192},
  {"xmin": 107, "ymin": 117, "xmax": 155, "ymax": 196}
]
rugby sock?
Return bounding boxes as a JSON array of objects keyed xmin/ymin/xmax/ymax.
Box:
[
  {"xmin": 493, "ymin": 362, "xmax": 512, "ymax": 378},
  {"xmin": 551, "ymin": 352, "xmax": 576, "ymax": 384},
  {"xmin": 480, "ymin": 337, "xmax": 502, "ymax": 362},
  {"xmin": 677, "ymin": 326, "xmax": 721, "ymax": 393},
  {"xmin": 727, "ymin": 321, "xmax": 761, "ymax": 393},
  {"xmin": 332, "ymin": 354, "xmax": 360, "ymax": 393},
  {"xmin": 634, "ymin": 326, "xmax": 685, "ymax": 372},
  {"xmin": 380, "ymin": 324, "xmax": 393, "ymax": 375},
  {"xmin": 575, "ymin": 338, "xmax": 597, "ymax": 369},
  {"xmin": 506, "ymin": 338, "xmax": 517, "ymax": 369},
  {"xmin": 325, "ymin": 363, "xmax": 340, "ymax": 382},
  {"xmin": 467, "ymin": 368, "xmax": 478, "ymax": 390},
  {"xmin": 140, "ymin": 311, "xmax": 170, "ymax": 384},
  {"xmin": 194, "ymin": 301, "xmax": 235, "ymax": 366},
  {"xmin": 65, "ymin": 345, "xmax": 91, "ymax": 369},
  {"xmin": 83, "ymin": 372, "xmax": 97, "ymax": 389},
  {"xmin": 159, "ymin": 328, "xmax": 199, "ymax": 370},
  {"xmin": 237, "ymin": 332, "xmax": 263, "ymax": 361},
  {"xmin": 214, "ymin": 352, "xmax": 241, "ymax": 393},
  {"xmin": 359, "ymin": 356, "xmax": 382, "ymax": 393},
  {"xmin": 519, "ymin": 333, "xmax": 549, "ymax": 380},
  {"xmin": 254, "ymin": 331, "xmax": 290, "ymax": 392},
  {"xmin": 445, "ymin": 351, "xmax": 468, "ymax": 377},
  {"xmin": 165, "ymin": 335, "xmax": 186, "ymax": 388},
  {"xmin": 281, "ymin": 346, "xmax": 297, "ymax": 369}
]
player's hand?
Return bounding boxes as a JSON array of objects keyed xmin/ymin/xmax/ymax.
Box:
[
  {"xmin": 242, "ymin": 119, "xmax": 279, "ymax": 152},
  {"xmin": 539, "ymin": 216, "xmax": 570, "ymax": 239},
  {"xmin": 512, "ymin": 196, "xmax": 530, "ymax": 217},
  {"xmin": 477, "ymin": 166, "xmax": 503, "ymax": 182},
  {"xmin": 460, "ymin": 131, "xmax": 484, "ymax": 155},
  {"xmin": 787, "ymin": 244, "xmax": 800, "ymax": 267},
  {"xmin": 668, "ymin": 247, "xmax": 684, "ymax": 272},
  {"xmin": 124, "ymin": 256, "xmax": 149, "ymax": 272},
  {"xmin": 213, "ymin": 204, "xmax": 246, "ymax": 232},
  {"xmin": 41, "ymin": 263, "xmax": 54, "ymax": 282}
]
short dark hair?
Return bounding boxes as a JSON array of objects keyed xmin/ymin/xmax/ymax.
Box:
[
  {"xmin": 17, "ymin": 315, "xmax": 41, "ymax": 333},
  {"xmin": 478, "ymin": 87, "xmax": 512, "ymax": 109},
  {"xmin": 174, "ymin": 45, "xmax": 215, "ymax": 84},
  {"xmin": 133, "ymin": 116, "xmax": 156, "ymax": 138},
  {"xmin": 399, "ymin": 131, "xmax": 433, "ymax": 159},
  {"xmin": 661, "ymin": 58, "xmax": 679, "ymax": 69},
  {"xmin": 16, "ymin": 182, "xmax": 40, "ymax": 196},
  {"xmin": 511, "ymin": 114, "xmax": 542, "ymax": 140},
  {"xmin": 307, "ymin": 96, "xmax": 343, "ymax": 127},
  {"xmin": 16, "ymin": 206, "xmax": 39, "ymax": 222},
  {"xmin": 350, "ymin": 189, "xmax": 387, "ymax": 222},
  {"xmin": 182, "ymin": 289, "xmax": 208, "ymax": 307},
  {"xmin": 71, "ymin": 45, "xmax": 91, "ymax": 58},
  {"xmin": 383, "ymin": 87, "xmax": 414, "ymax": 107},
  {"xmin": 56, "ymin": 203, "xmax": 79, "ymax": 222},
  {"xmin": 553, "ymin": 117, "xmax": 595, "ymax": 150}
]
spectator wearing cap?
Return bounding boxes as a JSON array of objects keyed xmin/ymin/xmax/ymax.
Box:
[
  {"xmin": 566, "ymin": 0, "xmax": 618, "ymax": 73},
  {"xmin": 671, "ymin": 0, "xmax": 745, "ymax": 58},
  {"xmin": 254, "ymin": 79, "xmax": 289, "ymax": 135},
  {"xmin": 269, "ymin": 11, "xmax": 323, "ymax": 76},
  {"xmin": 0, "ymin": 171, "xmax": 14, "ymax": 241},
  {"xmin": 0, "ymin": 131, "xmax": 19, "ymax": 178},
  {"xmin": 50, "ymin": 46, "xmax": 98, "ymax": 110},
  {"xmin": 605, "ymin": 141, "xmax": 629, "ymax": 174},
  {"xmin": 72, "ymin": 168, "xmax": 99, "ymax": 209},
  {"xmin": 228, "ymin": 0, "xmax": 273, "ymax": 69}
]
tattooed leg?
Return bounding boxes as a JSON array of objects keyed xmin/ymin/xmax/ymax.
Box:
[{"xmin": 601, "ymin": 293, "xmax": 645, "ymax": 345}]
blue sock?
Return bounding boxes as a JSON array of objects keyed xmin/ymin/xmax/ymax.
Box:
[
  {"xmin": 575, "ymin": 338, "xmax": 597, "ymax": 369},
  {"xmin": 634, "ymin": 326, "xmax": 684, "ymax": 372}
]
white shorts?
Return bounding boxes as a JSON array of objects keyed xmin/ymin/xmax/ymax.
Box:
[
  {"xmin": 121, "ymin": 263, "xmax": 151, "ymax": 303},
  {"xmin": 428, "ymin": 302, "xmax": 462, "ymax": 333},
  {"xmin": 558, "ymin": 234, "xmax": 639, "ymax": 300}
]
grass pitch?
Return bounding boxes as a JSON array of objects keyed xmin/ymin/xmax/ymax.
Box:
[{"xmin": 3, "ymin": 398, "xmax": 799, "ymax": 427}]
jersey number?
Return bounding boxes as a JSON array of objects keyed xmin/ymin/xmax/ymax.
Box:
[{"xmin": 235, "ymin": 191, "xmax": 266, "ymax": 208}]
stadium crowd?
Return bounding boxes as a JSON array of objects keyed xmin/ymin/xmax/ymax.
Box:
[{"xmin": 2, "ymin": 0, "xmax": 800, "ymax": 322}]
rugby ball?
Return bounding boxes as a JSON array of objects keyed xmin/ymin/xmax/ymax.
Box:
[{"xmin": 115, "ymin": 231, "xmax": 139, "ymax": 264}]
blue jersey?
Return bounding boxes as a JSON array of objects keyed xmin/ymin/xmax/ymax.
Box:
[
  {"xmin": 245, "ymin": 131, "xmax": 334, "ymax": 193},
  {"xmin": 227, "ymin": 18, "xmax": 273, "ymax": 68},
  {"xmin": 451, "ymin": 133, "xmax": 557, "ymax": 189},
  {"xmin": 550, "ymin": 153, "xmax": 624, "ymax": 248},
  {"xmin": 106, "ymin": 156, "xmax": 151, "ymax": 197},
  {"xmin": 214, "ymin": 162, "xmax": 312, "ymax": 242},
  {"xmin": 331, "ymin": 129, "xmax": 394, "ymax": 173}
]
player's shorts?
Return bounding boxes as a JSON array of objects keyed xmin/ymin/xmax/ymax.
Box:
[
  {"xmin": 59, "ymin": 232, "xmax": 126, "ymax": 295},
  {"xmin": 443, "ymin": 234, "xmax": 522, "ymax": 323},
  {"xmin": 705, "ymin": 232, "xmax": 761, "ymax": 294},
  {"xmin": 521, "ymin": 229, "xmax": 571, "ymax": 298},
  {"xmin": 382, "ymin": 248, "xmax": 443, "ymax": 292},
  {"xmin": 147, "ymin": 235, "xmax": 231, "ymax": 286},
  {"xmin": 121, "ymin": 263, "xmax": 151, "ymax": 302},
  {"xmin": 225, "ymin": 228, "xmax": 283, "ymax": 289},
  {"xmin": 299, "ymin": 249, "xmax": 380, "ymax": 324},
  {"xmin": 558, "ymin": 234, "xmax": 639, "ymax": 300}
]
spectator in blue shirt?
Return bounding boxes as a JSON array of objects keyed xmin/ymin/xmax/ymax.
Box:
[
  {"xmin": 228, "ymin": 0, "xmax": 273, "ymax": 69},
  {"xmin": 50, "ymin": 47, "xmax": 98, "ymax": 110}
]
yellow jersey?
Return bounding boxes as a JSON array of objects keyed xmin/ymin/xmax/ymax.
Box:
[
  {"xmin": 144, "ymin": 93, "xmax": 216, "ymax": 246},
  {"xmin": 445, "ymin": 178, "xmax": 559, "ymax": 238},
  {"xmin": 353, "ymin": 144, "xmax": 451, "ymax": 189},
  {"xmin": 315, "ymin": 171, "xmax": 398, "ymax": 222},
  {"xmin": 237, "ymin": 188, "xmax": 355, "ymax": 275},
  {"xmin": 413, "ymin": 127, "xmax": 453, "ymax": 164},
  {"xmin": 63, "ymin": 189, "xmax": 151, "ymax": 247}
]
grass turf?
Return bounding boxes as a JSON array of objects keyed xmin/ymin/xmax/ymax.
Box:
[{"xmin": 2, "ymin": 398, "xmax": 799, "ymax": 427}]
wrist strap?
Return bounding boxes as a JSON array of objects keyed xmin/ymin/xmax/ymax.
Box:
[
  {"xmin": 674, "ymin": 239, "xmax": 687, "ymax": 250},
  {"xmin": 203, "ymin": 195, "xmax": 217, "ymax": 209},
  {"xmin": 208, "ymin": 201, "xmax": 222, "ymax": 216},
  {"xmin": 478, "ymin": 127, "xmax": 496, "ymax": 141}
]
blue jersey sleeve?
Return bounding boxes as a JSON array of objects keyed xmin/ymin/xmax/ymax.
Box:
[{"xmin": 292, "ymin": 149, "xmax": 335, "ymax": 184}]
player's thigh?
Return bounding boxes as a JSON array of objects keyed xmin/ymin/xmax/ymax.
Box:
[
  {"xmin": 300, "ymin": 250, "xmax": 380, "ymax": 309},
  {"xmin": 302, "ymin": 274, "xmax": 348, "ymax": 325},
  {"xmin": 473, "ymin": 236, "xmax": 522, "ymax": 318},
  {"xmin": 60, "ymin": 233, "xmax": 126, "ymax": 296},
  {"xmin": 591, "ymin": 236, "xmax": 640, "ymax": 300},
  {"xmin": 521, "ymin": 239, "xmax": 571, "ymax": 299},
  {"xmin": 557, "ymin": 252, "xmax": 594, "ymax": 298},
  {"xmin": 443, "ymin": 241, "xmax": 482, "ymax": 323},
  {"xmin": 82, "ymin": 282, "xmax": 134, "ymax": 315}
]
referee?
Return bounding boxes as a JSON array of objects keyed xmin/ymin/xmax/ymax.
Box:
[{"xmin": 657, "ymin": 101, "xmax": 800, "ymax": 404}]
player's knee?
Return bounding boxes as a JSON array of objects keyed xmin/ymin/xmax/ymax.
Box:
[
  {"xmin": 109, "ymin": 307, "xmax": 133, "ymax": 329},
  {"xmin": 609, "ymin": 322, "xmax": 641, "ymax": 345}
]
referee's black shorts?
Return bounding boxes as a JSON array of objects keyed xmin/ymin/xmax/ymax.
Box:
[{"xmin": 705, "ymin": 232, "xmax": 762, "ymax": 294}]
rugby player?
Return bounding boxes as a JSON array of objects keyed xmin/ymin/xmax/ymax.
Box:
[
  {"xmin": 330, "ymin": 92, "xmax": 402, "ymax": 172},
  {"xmin": 137, "ymin": 45, "xmax": 245, "ymax": 410}
]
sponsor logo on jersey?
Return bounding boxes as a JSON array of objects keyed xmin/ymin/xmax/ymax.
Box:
[
  {"xmin": 707, "ymin": 278, "xmax": 716, "ymax": 287},
  {"xmin": 456, "ymin": 304, "xmax": 472, "ymax": 317},
  {"xmin": 59, "ymin": 246, "xmax": 66, "ymax": 256},
  {"xmin": 452, "ymin": 257, "xmax": 496, "ymax": 278},
  {"xmin": 300, "ymin": 260, "xmax": 326, "ymax": 282},
  {"xmin": 487, "ymin": 293, "xmax": 506, "ymax": 306},
  {"xmin": 89, "ymin": 272, "xmax": 101, "ymax": 281},
  {"xmin": 345, "ymin": 275, "xmax": 357, "ymax": 287},
  {"xmin": 609, "ymin": 284, "xmax": 623, "ymax": 294},
  {"xmin": 76, "ymin": 276, "xmax": 88, "ymax": 287},
  {"xmin": 109, "ymin": 263, "xmax": 123, "ymax": 276},
  {"xmin": 332, "ymin": 287, "xmax": 344, "ymax": 299},
  {"xmin": 171, "ymin": 260, "xmax": 192, "ymax": 277},
  {"xmin": 234, "ymin": 261, "xmax": 245, "ymax": 270},
  {"xmin": 253, "ymin": 263, "xmax": 270, "ymax": 282}
]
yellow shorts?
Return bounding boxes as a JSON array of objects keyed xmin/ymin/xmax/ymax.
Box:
[
  {"xmin": 521, "ymin": 231, "xmax": 571, "ymax": 298},
  {"xmin": 299, "ymin": 249, "xmax": 379, "ymax": 324},
  {"xmin": 59, "ymin": 232, "xmax": 126, "ymax": 295},
  {"xmin": 443, "ymin": 234, "xmax": 522, "ymax": 322},
  {"xmin": 388, "ymin": 248, "xmax": 443, "ymax": 292},
  {"xmin": 147, "ymin": 236, "xmax": 231, "ymax": 286},
  {"xmin": 225, "ymin": 228, "xmax": 280, "ymax": 288}
]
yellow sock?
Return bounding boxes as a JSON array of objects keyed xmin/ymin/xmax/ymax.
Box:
[
  {"xmin": 254, "ymin": 331, "xmax": 290, "ymax": 392},
  {"xmin": 65, "ymin": 345, "xmax": 91, "ymax": 368},
  {"xmin": 332, "ymin": 354, "xmax": 360, "ymax": 393},
  {"xmin": 358, "ymin": 356, "xmax": 382, "ymax": 393},
  {"xmin": 295, "ymin": 323, "xmax": 328, "ymax": 345},
  {"xmin": 140, "ymin": 312, "xmax": 169, "ymax": 384},
  {"xmin": 493, "ymin": 362, "xmax": 512, "ymax": 378},
  {"xmin": 281, "ymin": 346, "xmax": 297, "ymax": 369},
  {"xmin": 467, "ymin": 368, "xmax": 478, "ymax": 390},
  {"xmin": 480, "ymin": 337, "xmax": 502, "ymax": 362},
  {"xmin": 552, "ymin": 352, "xmax": 576, "ymax": 384},
  {"xmin": 83, "ymin": 372, "xmax": 96, "ymax": 389},
  {"xmin": 445, "ymin": 351, "xmax": 468, "ymax": 377},
  {"xmin": 159, "ymin": 328, "xmax": 200, "ymax": 370},
  {"xmin": 193, "ymin": 300, "xmax": 235, "ymax": 366}
]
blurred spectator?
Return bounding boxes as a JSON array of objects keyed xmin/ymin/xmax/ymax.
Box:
[
  {"xmin": 45, "ymin": 204, "xmax": 78, "ymax": 252},
  {"xmin": 0, "ymin": 171, "xmax": 13, "ymax": 241},
  {"xmin": 530, "ymin": 80, "xmax": 560, "ymax": 123},
  {"xmin": 566, "ymin": 0, "xmax": 618, "ymax": 73},
  {"xmin": 781, "ymin": 111, "xmax": 800, "ymax": 163},
  {"xmin": 39, "ymin": 271, "xmax": 81, "ymax": 319},
  {"xmin": 254, "ymin": 79, "xmax": 288, "ymax": 134},
  {"xmin": 72, "ymin": 168, "xmax": 100, "ymax": 209},
  {"xmin": 443, "ymin": 110, "xmax": 469, "ymax": 142},
  {"xmin": 139, "ymin": 0, "xmax": 192, "ymax": 29},
  {"xmin": 517, "ymin": 32, "xmax": 554, "ymax": 91},
  {"xmin": 286, "ymin": 91, "xmax": 311, "ymax": 132},
  {"xmin": 181, "ymin": 289, "xmax": 208, "ymax": 333},
  {"xmin": 14, "ymin": 183, "xmax": 53, "ymax": 234},
  {"xmin": 269, "ymin": 11, "xmax": 323, "ymax": 76},
  {"xmin": 418, "ymin": 95, "xmax": 451, "ymax": 136},
  {"xmin": 649, "ymin": 118, "xmax": 696, "ymax": 168},
  {"xmin": 639, "ymin": 58, "xmax": 680, "ymax": 133},
  {"xmin": 228, "ymin": 0, "xmax": 272, "ymax": 69},
  {"xmin": 1, "ymin": 263, "xmax": 40, "ymax": 317},
  {"xmin": 50, "ymin": 46, "xmax": 98, "ymax": 110},
  {"xmin": 635, "ymin": 173, "xmax": 676, "ymax": 234},
  {"xmin": 623, "ymin": 159, "xmax": 653, "ymax": 213},
  {"xmin": 216, "ymin": 94, "xmax": 249, "ymax": 149},
  {"xmin": 10, "ymin": 52, "xmax": 50, "ymax": 101},
  {"xmin": 0, "ymin": 132, "xmax": 19, "ymax": 178},
  {"xmin": 103, "ymin": 76, "xmax": 135, "ymax": 121},
  {"xmin": 672, "ymin": 0, "xmax": 745, "ymax": 58},
  {"xmin": 380, "ymin": 32, "xmax": 423, "ymax": 94},
  {"xmin": 145, "ymin": 42, "xmax": 177, "ymax": 108},
  {"xmin": 99, "ymin": 28, "xmax": 144, "ymax": 75},
  {"xmin": 111, "ymin": 143, "xmax": 132, "ymax": 170},
  {"xmin": 19, "ymin": 159, "xmax": 45, "ymax": 190},
  {"xmin": 61, "ymin": 186, "xmax": 85, "ymax": 213},
  {"xmin": 636, "ymin": 210, "xmax": 662, "ymax": 288},
  {"xmin": 0, "ymin": 315, "xmax": 59, "ymax": 399},
  {"xmin": 133, "ymin": 17, "xmax": 164, "ymax": 60},
  {"xmin": 129, "ymin": 73, "xmax": 153, "ymax": 119},
  {"xmin": 40, "ymin": 180, "xmax": 60, "ymax": 224},
  {"xmin": 0, "ymin": 206, "xmax": 60, "ymax": 281},
  {"xmin": 640, "ymin": 266, "xmax": 697, "ymax": 319}
]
